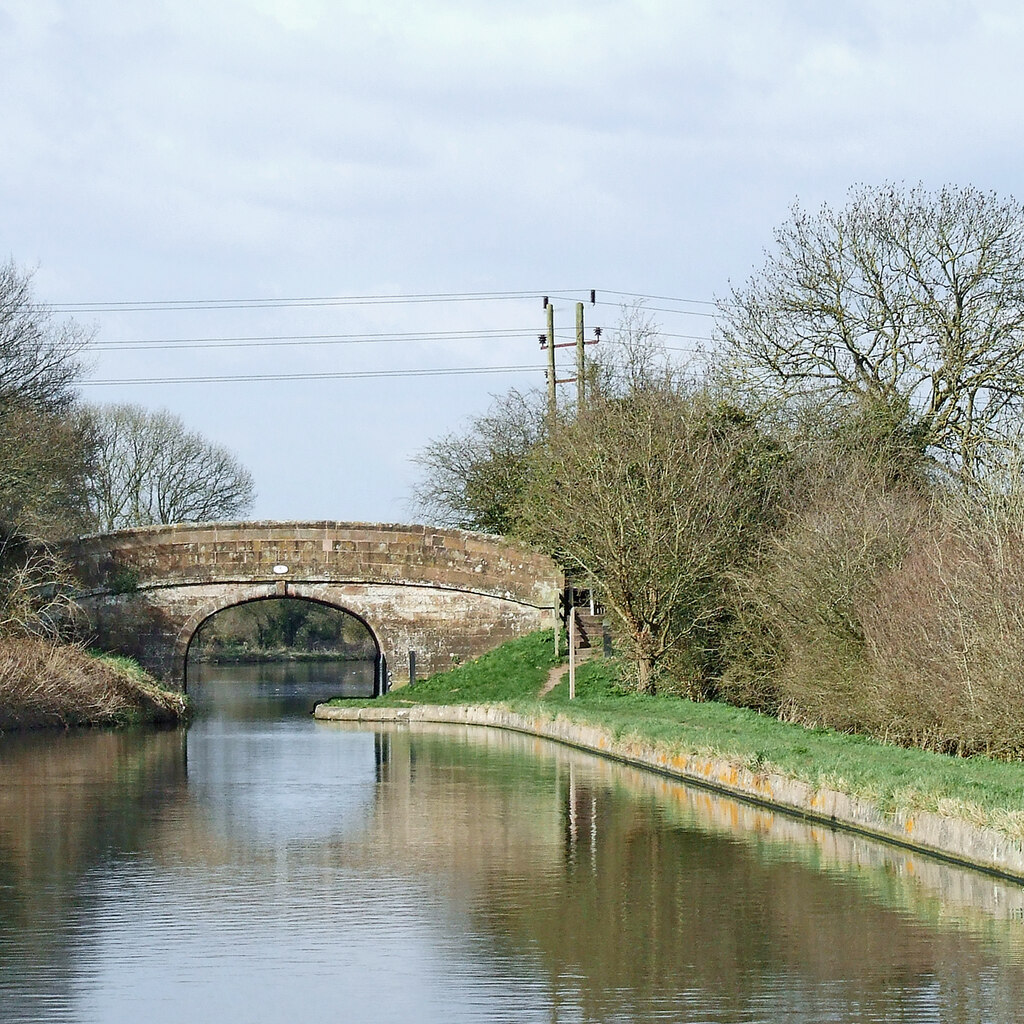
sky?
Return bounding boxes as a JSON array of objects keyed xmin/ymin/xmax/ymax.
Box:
[{"xmin": 4, "ymin": 0, "xmax": 1024, "ymax": 525}]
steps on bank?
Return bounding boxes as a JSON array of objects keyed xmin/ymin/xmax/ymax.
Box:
[{"xmin": 573, "ymin": 611, "xmax": 605, "ymax": 650}]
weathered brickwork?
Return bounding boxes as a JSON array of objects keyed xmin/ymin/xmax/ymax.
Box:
[{"xmin": 65, "ymin": 521, "xmax": 562, "ymax": 691}]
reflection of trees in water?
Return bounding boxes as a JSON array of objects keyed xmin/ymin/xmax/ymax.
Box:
[
  {"xmin": 187, "ymin": 660, "xmax": 377, "ymax": 711},
  {"xmin": 3, "ymin": 721, "xmax": 1022, "ymax": 1022},
  {"xmin": 554, "ymin": 784, "xmax": 1024, "ymax": 1020},
  {"xmin": 0, "ymin": 728, "xmax": 187, "ymax": 1018},
  {"xmin": 369, "ymin": 728, "xmax": 1024, "ymax": 1023},
  {"xmin": 0, "ymin": 729, "xmax": 186, "ymax": 904}
]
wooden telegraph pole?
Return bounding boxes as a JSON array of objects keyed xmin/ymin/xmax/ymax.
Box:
[
  {"xmin": 540, "ymin": 291, "xmax": 600, "ymax": 661},
  {"xmin": 575, "ymin": 301, "xmax": 586, "ymax": 415},
  {"xmin": 546, "ymin": 300, "xmax": 556, "ymax": 419},
  {"xmin": 541, "ymin": 291, "xmax": 599, "ymax": 420}
]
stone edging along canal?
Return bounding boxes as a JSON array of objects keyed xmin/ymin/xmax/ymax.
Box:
[{"xmin": 314, "ymin": 701, "xmax": 1024, "ymax": 883}]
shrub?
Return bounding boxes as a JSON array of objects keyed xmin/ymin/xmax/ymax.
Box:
[{"xmin": 858, "ymin": 504, "xmax": 1024, "ymax": 758}]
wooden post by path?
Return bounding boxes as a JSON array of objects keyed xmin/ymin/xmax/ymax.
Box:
[{"xmin": 568, "ymin": 603, "xmax": 576, "ymax": 700}]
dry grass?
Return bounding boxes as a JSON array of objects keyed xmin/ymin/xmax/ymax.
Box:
[{"xmin": 0, "ymin": 637, "xmax": 187, "ymax": 731}]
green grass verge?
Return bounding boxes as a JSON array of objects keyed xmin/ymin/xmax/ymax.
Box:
[
  {"xmin": 326, "ymin": 630, "xmax": 561, "ymax": 707},
  {"xmin": 537, "ymin": 658, "xmax": 1024, "ymax": 838},
  {"xmin": 326, "ymin": 629, "xmax": 1024, "ymax": 839}
]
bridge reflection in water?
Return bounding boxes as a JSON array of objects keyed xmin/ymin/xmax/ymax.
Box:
[
  {"xmin": 1, "ymin": 689, "xmax": 1022, "ymax": 1023},
  {"xmin": 187, "ymin": 660, "xmax": 378, "ymax": 716}
]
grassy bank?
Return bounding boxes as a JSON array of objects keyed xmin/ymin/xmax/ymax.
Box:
[
  {"xmin": 0, "ymin": 638, "xmax": 188, "ymax": 731},
  {"xmin": 327, "ymin": 630, "xmax": 1024, "ymax": 840}
]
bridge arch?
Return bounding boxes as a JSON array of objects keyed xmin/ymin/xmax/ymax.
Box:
[
  {"xmin": 64, "ymin": 521, "xmax": 562, "ymax": 691},
  {"xmin": 179, "ymin": 591, "xmax": 388, "ymax": 695}
]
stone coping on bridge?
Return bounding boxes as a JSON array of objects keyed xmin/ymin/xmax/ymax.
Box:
[
  {"xmin": 65, "ymin": 521, "xmax": 562, "ymax": 610},
  {"xmin": 71, "ymin": 520, "xmax": 515, "ymax": 543},
  {"xmin": 314, "ymin": 702, "xmax": 1024, "ymax": 884}
]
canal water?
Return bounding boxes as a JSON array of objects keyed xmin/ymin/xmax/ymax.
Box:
[{"xmin": 2, "ymin": 661, "xmax": 1023, "ymax": 1023}]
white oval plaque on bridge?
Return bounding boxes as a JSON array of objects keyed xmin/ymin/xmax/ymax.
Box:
[{"xmin": 272, "ymin": 564, "xmax": 289, "ymax": 575}]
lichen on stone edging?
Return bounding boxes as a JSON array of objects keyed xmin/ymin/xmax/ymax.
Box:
[{"xmin": 314, "ymin": 701, "xmax": 1024, "ymax": 884}]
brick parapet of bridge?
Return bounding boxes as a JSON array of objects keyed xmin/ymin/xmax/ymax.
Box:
[{"xmin": 66, "ymin": 521, "xmax": 559, "ymax": 608}]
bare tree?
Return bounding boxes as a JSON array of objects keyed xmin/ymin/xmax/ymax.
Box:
[
  {"xmin": 0, "ymin": 260, "xmax": 91, "ymax": 415},
  {"xmin": 0, "ymin": 540, "xmax": 82, "ymax": 640},
  {"xmin": 411, "ymin": 310, "xmax": 678, "ymax": 536},
  {"xmin": 0, "ymin": 404, "xmax": 95, "ymax": 542},
  {"xmin": 719, "ymin": 184, "xmax": 1024, "ymax": 485},
  {"xmin": 522, "ymin": 383, "xmax": 779, "ymax": 695},
  {"xmin": 0, "ymin": 260, "xmax": 95, "ymax": 637},
  {"xmin": 410, "ymin": 388, "xmax": 546, "ymax": 535},
  {"xmin": 589, "ymin": 303, "xmax": 673, "ymax": 398},
  {"xmin": 86, "ymin": 404, "xmax": 256, "ymax": 530},
  {"xmin": 0, "ymin": 262, "xmax": 95, "ymax": 541}
]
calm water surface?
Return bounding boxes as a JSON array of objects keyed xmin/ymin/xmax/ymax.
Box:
[{"xmin": 1, "ymin": 660, "xmax": 1023, "ymax": 1023}]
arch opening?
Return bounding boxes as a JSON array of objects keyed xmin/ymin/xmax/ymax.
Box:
[{"xmin": 183, "ymin": 596, "xmax": 388, "ymax": 702}]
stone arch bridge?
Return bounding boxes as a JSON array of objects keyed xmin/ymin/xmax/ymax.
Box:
[{"xmin": 65, "ymin": 522, "xmax": 562, "ymax": 694}]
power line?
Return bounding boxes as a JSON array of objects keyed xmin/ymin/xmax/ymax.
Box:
[
  {"xmin": 596, "ymin": 289, "xmax": 720, "ymax": 307},
  {"xmin": 44, "ymin": 286, "xmax": 727, "ymax": 317},
  {"xmin": 543, "ymin": 294, "xmax": 719, "ymax": 318},
  {"xmin": 548, "ymin": 290, "xmax": 725, "ymax": 315},
  {"xmin": 90, "ymin": 328, "xmax": 544, "ymax": 352},
  {"xmin": 48, "ymin": 285, "xmax": 722, "ymax": 374},
  {"xmin": 79, "ymin": 364, "xmax": 542, "ymax": 386},
  {"xmin": 661, "ymin": 331, "xmax": 713, "ymax": 342},
  {"xmin": 89, "ymin": 326, "xmax": 713, "ymax": 351},
  {"xmin": 45, "ymin": 288, "xmax": 588, "ymax": 314},
  {"xmin": 592, "ymin": 300, "xmax": 717, "ymax": 318}
]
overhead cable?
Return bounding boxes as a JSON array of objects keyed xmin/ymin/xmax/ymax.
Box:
[
  {"xmin": 46, "ymin": 286, "xmax": 726, "ymax": 316},
  {"xmin": 80, "ymin": 364, "xmax": 542, "ymax": 386},
  {"xmin": 90, "ymin": 328, "xmax": 542, "ymax": 352},
  {"xmin": 45, "ymin": 289, "xmax": 586, "ymax": 314}
]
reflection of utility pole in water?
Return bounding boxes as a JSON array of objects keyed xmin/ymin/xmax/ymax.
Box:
[
  {"xmin": 568, "ymin": 762, "xmax": 578, "ymax": 851},
  {"xmin": 561, "ymin": 762, "xmax": 599, "ymax": 875},
  {"xmin": 374, "ymin": 731, "xmax": 391, "ymax": 783}
]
